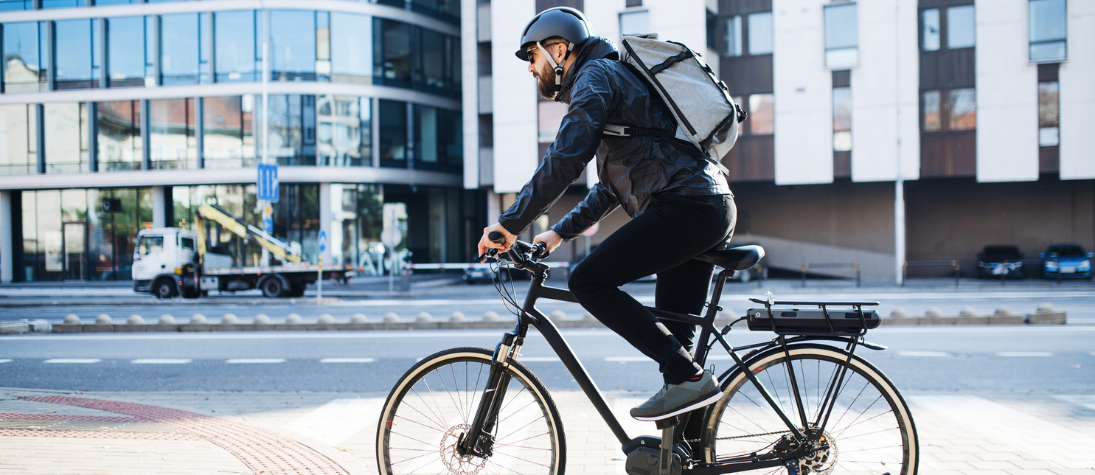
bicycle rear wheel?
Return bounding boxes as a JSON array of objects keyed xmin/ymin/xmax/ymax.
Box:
[
  {"xmin": 376, "ymin": 347, "xmax": 566, "ymax": 475},
  {"xmin": 702, "ymin": 343, "xmax": 918, "ymax": 474}
]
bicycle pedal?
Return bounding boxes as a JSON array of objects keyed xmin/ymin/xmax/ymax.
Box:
[{"xmin": 654, "ymin": 416, "xmax": 679, "ymax": 430}]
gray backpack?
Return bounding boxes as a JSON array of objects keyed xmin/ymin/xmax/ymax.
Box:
[{"xmin": 604, "ymin": 33, "xmax": 747, "ymax": 176}]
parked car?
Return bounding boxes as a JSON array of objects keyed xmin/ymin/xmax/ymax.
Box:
[
  {"xmin": 976, "ymin": 245, "xmax": 1025, "ymax": 279},
  {"xmin": 1040, "ymin": 243, "xmax": 1093, "ymax": 279}
]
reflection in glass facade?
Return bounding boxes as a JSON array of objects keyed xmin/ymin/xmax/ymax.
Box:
[
  {"xmin": 213, "ymin": 10, "xmax": 258, "ymax": 82},
  {"xmin": 97, "ymin": 100, "xmax": 142, "ymax": 170},
  {"xmin": 375, "ymin": 19, "xmax": 411, "ymax": 88},
  {"xmin": 258, "ymin": 94, "xmax": 317, "ymax": 166},
  {"xmin": 415, "ymin": 104, "xmax": 461, "ymax": 172},
  {"xmin": 0, "ymin": 0, "xmax": 34, "ymax": 11},
  {"xmin": 44, "ymin": 102, "xmax": 88, "ymax": 173},
  {"xmin": 378, "ymin": 99, "xmax": 406, "ymax": 166},
  {"xmin": 107, "ymin": 16, "xmax": 145, "ymax": 87},
  {"xmin": 202, "ymin": 95, "xmax": 254, "ymax": 169},
  {"xmin": 0, "ymin": 104, "xmax": 36, "ymax": 175},
  {"xmin": 150, "ymin": 98, "xmax": 197, "ymax": 169},
  {"xmin": 270, "ymin": 10, "xmax": 317, "ymax": 81},
  {"xmin": 53, "ymin": 18, "xmax": 100, "ymax": 89},
  {"xmin": 318, "ymin": 95, "xmax": 370, "ymax": 167},
  {"xmin": 331, "ymin": 12, "xmax": 372, "ymax": 83},
  {"xmin": 160, "ymin": 13, "xmax": 200, "ymax": 85},
  {"xmin": 3, "ymin": 21, "xmax": 43, "ymax": 92}
]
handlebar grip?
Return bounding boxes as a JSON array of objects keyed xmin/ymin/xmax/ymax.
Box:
[{"xmin": 488, "ymin": 231, "xmax": 506, "ymax": 244}]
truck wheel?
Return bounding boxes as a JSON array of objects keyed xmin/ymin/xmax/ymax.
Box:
[
  {"xmin": 287, "ymin": 282, "xmax": 306, "ymax": 297},
  {"xmin": 153, "ymin": 279, "xmax": 177, "ymax": 299},
  {"xmin": 260, "ymin": 277, "xmax": 286, "ymax": 298},
  {"xmin": 181, "ymin": 287, "xmax": 200, "ymax": 299}
]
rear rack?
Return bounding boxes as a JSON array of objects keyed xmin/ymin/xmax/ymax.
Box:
[{"xmin": 747, "ymin": 294, "xmax": 880, "ymax": 336}]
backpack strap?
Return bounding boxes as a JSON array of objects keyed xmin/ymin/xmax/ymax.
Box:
[{"xmin": 604, "ymin": 124, "xmax": 731, "ymax": 176}]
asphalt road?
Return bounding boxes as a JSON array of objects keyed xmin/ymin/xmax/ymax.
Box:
[{"xmin": 2, "ymin": 326, "xmax": 1092, "ymax": 395}]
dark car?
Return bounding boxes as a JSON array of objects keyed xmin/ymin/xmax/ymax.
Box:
[
  {"xmin": 976, "ymin": 245, "xmax": 1025, "ymax": 279},
  {"xmin": 1040, "ymin": 243, "xmax": 1093, "ymax": 279}
]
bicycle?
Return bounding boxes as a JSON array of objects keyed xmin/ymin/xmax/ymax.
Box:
[{"xmin": 376, "ymin": 233, "xmax": 919, "ymax": 475}]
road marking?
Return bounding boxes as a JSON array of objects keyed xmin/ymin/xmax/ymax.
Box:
[
  {"xmin": 319, "ymin": 358, "xmax": 375, "ymax": 363},
  {"xmin": 706, "ymin": 355, "xmax": 737, "ymax": 361},
  {"xmin": 996, "ymin": 351, "xmax": 1053, "ymax": 357},
  {"xmin": 226, "ymin": 358, "xmax": 286, "ymax": 364},
  {"xmin": 606, "ymin": 356, "xmax": 648, "ymax": 362},
  {"xmin": 517, "ymin": 356, "xmax": 560, "ymax": 362},
  {"xmin": 898, "ymin": 351, "xmax": 950, "ymax": 357},
  {"xmin": 284, "ymin": 398, "xmax": 384, "ymax": 446},
  {"xmin": 0, "ymin": 359, "xmax": 12, "ymax": 363},
  {"xmin": 131, "ymin": 359, "xmax": 192, "ymax": 364},
  {"xmin": 43, "ymin": 358, "xmax": 100, "ymax": 364}
]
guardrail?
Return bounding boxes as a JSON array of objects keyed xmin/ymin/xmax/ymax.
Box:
[
  {"xmin": 902, "ymin": 260, "xmax": 961, "ymax": 287},
  {"xmin": 800, "ymin": 262, "xmax": 861, "ymax": 287}
]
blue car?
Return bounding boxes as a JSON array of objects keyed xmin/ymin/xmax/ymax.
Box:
[{"xmin": 1040, "ymin": 244, "xmax": 1093, "ymax": 279}]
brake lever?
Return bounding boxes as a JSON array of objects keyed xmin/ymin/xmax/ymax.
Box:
[{"xmin": 531, "ymin": 243, "xmax": 550, "ymax": 261}]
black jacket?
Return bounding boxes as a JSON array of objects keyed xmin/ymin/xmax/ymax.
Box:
[{"xmin": 498, "ymin": 36, "xmax": 731, "ymax": 240}]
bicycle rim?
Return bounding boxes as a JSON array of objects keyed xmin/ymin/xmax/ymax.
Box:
[
  {"xmin": 703, "ymin": 344, "xmax": 918, "ymax": 475},
  {"xmin": 377, "ymin": 348, "xmax": 565, "ymax": 475}
]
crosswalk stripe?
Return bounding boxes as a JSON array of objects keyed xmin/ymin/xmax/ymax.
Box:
[
  {"xmin": 131, "ymin": 359, "xmax": 192, "ymax": 364},
  {"xmin": 226, "ymin": 358, "xmax": 286, "ymax": 364},
  {"xmin": 898, "ymin": 351, "xmax": 950, "ymax": 357},
  {"xmin": 319, "ymin": 358, "xmax": 375, "ymax": 363},
  {"xmin": 0, "ymin": 359, "xmax": 12, "ymax": 363},
  {"xmin": 44, "ymin": 358, "xmax": 100, "ymax": 364},
  {"xmin": 996, "ymin": 351, "xmax": 1053, "ymax": 357}
]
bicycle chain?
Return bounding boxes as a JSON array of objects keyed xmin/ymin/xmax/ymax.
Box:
[{"xmin": 685, "ymin": 429, "xmax": 790, "ymax": 443}]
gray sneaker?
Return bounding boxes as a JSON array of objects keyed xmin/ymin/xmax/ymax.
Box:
[{"xmin": 630, "ymin": 371, "xmax": 722, "ymax": 421}]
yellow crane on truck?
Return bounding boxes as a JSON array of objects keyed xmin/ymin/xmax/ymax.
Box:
[{"xmin": 132, "ymin": 204, "xmax": 350, "ymax": 299}]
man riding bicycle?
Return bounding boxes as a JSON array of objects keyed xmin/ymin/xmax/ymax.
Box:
[{"xmin": 477, "ymin": 7, "xmax": 736, "ymax": 422}]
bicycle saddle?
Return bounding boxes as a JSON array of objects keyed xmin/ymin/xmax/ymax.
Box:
[{"xmin": 694, "ymin": 244, "xmax": 765, "ymax": 271}]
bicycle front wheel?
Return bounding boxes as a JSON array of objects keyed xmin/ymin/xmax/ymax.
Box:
[
  {"xmin": 376, "ymin": 347, "xmax": 566, "ymax": 475},
  {"xmin": 703, "ymin": 343, "xmax": 918, "ymax": 474}
]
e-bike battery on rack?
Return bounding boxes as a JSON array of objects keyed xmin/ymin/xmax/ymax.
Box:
[{"xmin": 746, "ymin": 301, "xmax": 880, "ymax": 336}]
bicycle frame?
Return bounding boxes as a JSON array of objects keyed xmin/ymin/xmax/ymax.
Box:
[{"xmin": 458, "ymin": 258, "xmax": 875, "ymax": 474}]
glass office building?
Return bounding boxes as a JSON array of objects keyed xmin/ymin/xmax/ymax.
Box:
[{"xmin": 0, "ymin": 0, "xmax": 472, "ymax": 282}]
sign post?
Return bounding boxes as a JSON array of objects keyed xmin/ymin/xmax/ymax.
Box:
[
  {"xmin": 257, "ymin": 164, "xmax": 278, "ymax": 268},
  {"xmin": 318, "ymin": 230, "xmax": 327, "ymax": 303},
  {"xmin": 381, "ymin": 207, "xmax": 403, "ymax": 293}
]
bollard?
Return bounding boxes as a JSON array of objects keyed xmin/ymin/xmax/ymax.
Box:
[
  {"xmin": 383, "ymin": 312, "xmax": 400, "ymax": 323},
  {"xmin": 63, "ymin": 314, "xmax": 80, "ymax": 325},
  {"xmin": 254, "ymin": 314, "xmax": 271, "ymax": 324},
  {"xmin": 127, "ymin": 315, "xmax": 144, "ymax": 325},
  {"xmin": 95, "ymin": 314, "xmax": 112, "ymax": 324},
  {"xmin": 189, "ymin": 314, "xmax": 207, "ymax": 324},
  {"xmin": 924, "ymin": 307, "xmax": 943, "ymax": 318},
  {"xmin": 318, "ymin": 314, "xmax": 335, "ymax": 324},
  {"xmin": 890, "ymin": 308, "xmax": 908, "ymax": 317},
  {"xmin": 959, "ymin": 307, "xmax": 978, "ymax": 317},
  {"xmin": 222, "ymin": 314, "xmax": 239, "ymax": 324},
  {"xmin": 482, "ymin": 311, "xmax": 500, "ymax": 322},
  {"xmin": 286, "ymin": 313, "xmax": 303, "ymax": 324},
  {"xmin": 549, "ymin": 310, "xmax": 567, "ymax": 320},
  {"xmin": 350, "ymin": 313, "xmax": 368, "ymax": 324},
  {"xmin": 416, "ymin": 312, "xmax": 433, "ymax": 323},
  {"xmin": 159, "ymin": 314, "xmax": 176, "ymax": 325},
  {"xmin": 449, "ymin": 312, "xmax": 466, "ymax": 322}
]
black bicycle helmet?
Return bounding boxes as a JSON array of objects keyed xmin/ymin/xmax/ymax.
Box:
[{"xmin": 514, "ymin": 7, "xmax": 592, "ymax": 62}]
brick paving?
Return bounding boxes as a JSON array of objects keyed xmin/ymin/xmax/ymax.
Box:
[{"xmin": 1, "ymin": 387, "xmax": 1093, "ymax": 474}]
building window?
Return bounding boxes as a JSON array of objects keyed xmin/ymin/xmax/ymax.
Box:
[
  {"xmin": 316, "ymin": 12, "xmax": 330, "ymax": 82},
  {"xmin": 748, "ymin": 12, "xmax": 773, "ymax": 55},
  {"xmin": 706, "ymin": 9, "xmax": 717, "ymax": 51},
  {"xmin": 331, "ymin": 12, "xmax": 373, "ymax": 84},
  {"xmin": 150, "ymin": 98, "xmax": 197, "ymax": 170},
  {"xmin": 415, "ymin": 105, "xmax": 461, "ymax": 172},
  {"xmin": 54, "ymin": 19, "xmax": 100, "ymax": 90},
  {"xmin": 824, "ymin": 3, "xmax": 858, "ymax": 69},
  {"xmin": 41, "ymin": 0, "xmax": 86, "ymax": 8},
  {"xmin": 0, "ymin": 1, "xmax": 34, "ymax": 11},
  {"xmin": 45, "ymin": 102, "xmax": 88, "ymax": 173},
  {"xmin": 832, "ymin": 87, "xmax": 852, "ymax": 152},
  {"xmin": 619, "ymin": 10, "xmax": 650, "ymax": 37},
  {"xmin": 537, "ymin": 101, "xmax": 566, "ymax": 143},
  {"xmin": 749, "ymin": 93, "xmax": 774, "ymax": 135},
  {"xmin": 922, "ymin": 90, "xmax": 941, "ymax": 132},
  {"xmin": 375, "ymin": 19, "xmax": 411, "ymax": 88},
  {"xmin": 1029, "ymin": 0, "xmax": 1066, "ymax": 62},
  {"xmin": 160, "ymin": 13, "xmax": 200, "ymax": 85},
  {"xmin": 3, "ymin": 21, "xmax": 45, "ymax": 93},
  {"xmin": 214, "ymin": 10, "xmax": 258, "ymax": 82},
  {"xmin": 724, "ymin": 16, "xmax": 742, "ymax": 57},
  {"xmin": 270, "ymin": 10, "xmax": 317, "ymax": 81},
  {"xmin": 203, "ymin": 95, "xmax": 254, "ymax": 169},
  {"xmin": 107, "ymin": 16, "xmax": 145, "ymax": 87},
  {"xmin": 378, "ymin": 99, "xmax": 407, "ymax": 167},
  {"xmin": 419, "ymin": 28, "xmax": 460, "ymax": 96},
  {"xmin": 1038, "ymin": 81, "xmax": 1059, "ymax": 146},
  {"xmin": 948, "ymin": 88, "xmax": 975, "ymax": 130},
  {"xmin": 97, "ymin": 100, "xmax": 142, "ymax": 171},
  {"xmin": 947, "ymin": 6, "xmax": 975, "ymax": 49},
  {"xmin": 922, "ymin": 9, "xmax": 940, "ymax": 51},
  {"xmin": 258, "ymin": 94, "xmax": 317, "ymax": 166},
  {"xmin": 411, "ymin": 0, "xmax": 461, "ymax": 23},
  {"xmin": 317, "ymin": 95, "xmax": 371, "ymax": 167},
  {"xmin": 0, "ymin": 104, "xmax": 37, "ymax": 175}
]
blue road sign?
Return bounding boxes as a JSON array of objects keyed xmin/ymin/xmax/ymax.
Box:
[
  {"xmin": 318, "ymin": 230, "xmax": 327, "ymax": 253},
  {"xmin": 263, "ymin": 217, "xmax": 274, "ymax": 234},
  {"xmin": 257, "ymin": 163, "xmax": 279, "ymax": 202}
]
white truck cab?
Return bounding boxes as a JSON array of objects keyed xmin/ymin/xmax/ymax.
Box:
[{"xmin": 132, "ymin": 228, "xmax": 198, "ymax": 298}]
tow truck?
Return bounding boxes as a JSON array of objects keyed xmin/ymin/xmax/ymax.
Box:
[{"xmin": 132, "ymin": 204, "xmax": 350, "ymax": 298}]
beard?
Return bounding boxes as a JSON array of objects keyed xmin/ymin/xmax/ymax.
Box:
[{"xmin": 535, "ymin": 63, "xmax": 558, "ymax": 99}]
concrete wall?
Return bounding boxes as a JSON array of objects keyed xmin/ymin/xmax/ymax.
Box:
[
  {"xmin": 905, "ymin": 178, "xmax": 1095, "ymax": 270},
  {"xmin": 975, "ymin": 0, "xmax": 1039, "ymax": 183},
  {"xmin": 461, "ymin": 0, "xmax": 480, "ymax": 189},
  {"xmin": 1059, "ymin": 0, "xmax": 1095, "ymax": 180},
  {"xmin": 491, "ymin": 0, "xmax": 539, "ymax": 193}
]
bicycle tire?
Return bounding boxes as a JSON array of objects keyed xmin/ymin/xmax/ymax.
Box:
[
  {"xmin": 376, "ymin": 347, "xmax": 566, "ymax": 475},
  {"xmin": 702, "ymin": 343, "xmax": 918, "ymax": 474}
]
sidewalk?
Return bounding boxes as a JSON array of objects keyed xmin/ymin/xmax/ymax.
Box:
[{"xmin": 1, "ymin": 387, "xmax": 1093, "ymax": 474}]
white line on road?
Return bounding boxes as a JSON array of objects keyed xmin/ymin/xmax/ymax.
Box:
[
  {"xmin": 606, "ymin": 356, "xmax": 647, "ymax": 362},
  {"xmin": 517, "ymin": 356, "xmax": 560, "ymax": 362},
  {"xmin": 226, "ymin": 358, "xmax": 286, "ymax": 364},
  {"xmin": 0, "ymin": 359, "xmax": 12, "ymax": 363},
  {"xmin": 996, "ymin": 352, "xmax": 1054, "ymax": 357},
  {"xmin": 43, "ymin": 358, "xmax": 100, "ymax": 364},
  {"xmin": 131, "ymin": 359, "xmax": 192, "ymax": 364},
  {"xmin": 898, "ymin": 351, "xmax": 951, "ymax": 357},
  {"xmin": 319, "ymin": 358, "xmax": 376, "ymax": 363}
]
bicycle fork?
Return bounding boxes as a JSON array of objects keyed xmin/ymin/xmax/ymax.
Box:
[{"xmin": 457, "ymin": 331, "xmax": 523, "ymax": 458}]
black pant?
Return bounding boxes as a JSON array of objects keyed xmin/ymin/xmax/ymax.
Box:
[{"xmin": 569, "ymin": 193, "xmax": 736, "ymax": 385}]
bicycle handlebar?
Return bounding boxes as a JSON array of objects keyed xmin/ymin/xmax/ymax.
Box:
[{"xmin": 478, "ymin": 231, "xmax": 550, "ymax": 270}]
